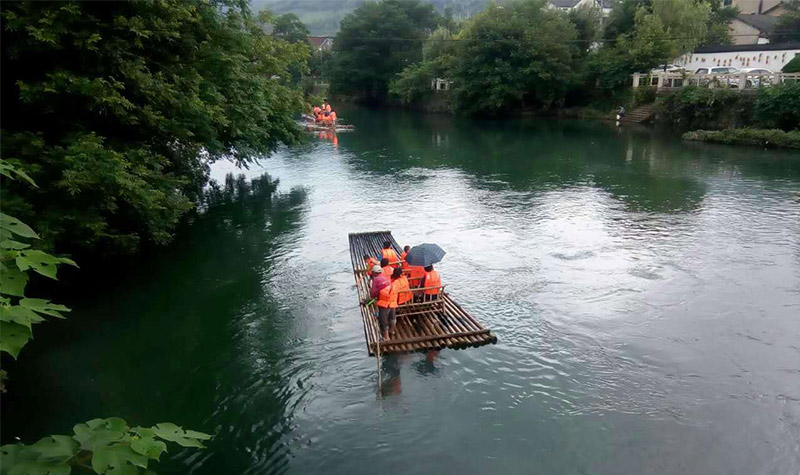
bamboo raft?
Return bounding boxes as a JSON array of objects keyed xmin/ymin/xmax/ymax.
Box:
[{"xmin": 349, "ymin": 231, "xmax": 497, "ymax": 356}]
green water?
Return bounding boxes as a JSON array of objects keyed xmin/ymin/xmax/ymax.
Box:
[{"xmin": 3, "ymin": 110, "xmax": 800, "ymax": 474}]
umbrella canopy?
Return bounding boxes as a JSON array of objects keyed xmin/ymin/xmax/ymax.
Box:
[{"xmin": 405, "ymin": 243, "xmax": 446, "ymax": 267}]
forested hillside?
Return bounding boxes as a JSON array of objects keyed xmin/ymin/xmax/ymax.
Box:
[{"xmin": 251, "ymin": 0, "xmax": 490, "ymax": 34}]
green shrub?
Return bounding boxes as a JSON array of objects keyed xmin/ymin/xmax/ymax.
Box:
[
  {"xmin": 655, "ymin": 86, "xmax": 754, "ymax": 131},
  {"xmin": 682, "ymin": 129, "xmax": 800, "ymax": 148},
  {"xmin": 782, "ymin": 55, "xmax": 800, "ymax": 73},
  {"xmin": 755, "ymin": 82, "xmax": 800, "ymax": 130},
  {"xmin": 633, "ymin": 86, "xmax": 657, "ymax": 106}
]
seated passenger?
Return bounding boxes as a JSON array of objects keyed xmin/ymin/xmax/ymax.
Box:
[
  {"xmin": 392, "ymin": 266, "xmax": 412, "ymax": 306},
  {"xmin": 400, "ymin": 245, "xmax": 411, "ymax": 269},
  {"xmin": 421, "ymin": 264, "xmax": 441, "ymax": 301}
]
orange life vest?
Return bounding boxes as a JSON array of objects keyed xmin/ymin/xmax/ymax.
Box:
[
  {"xmin": 377, "ymin": 283, "xmax": 392, "ymax": 308},
  {"xmin": 408, "ymin": 266, "xmax": 425, "ymax": 287},
  {"xmin": 382, "ymin": 265, "xmax": 394, "ymax": 280},
  {"xmin": 424, "ymin": 270, "xmax": 441, "ymax": 295},
  {"xmin": 382, "ymin": 248, "xmax": 399, "ymax": 264},
  {"xmin": 394, "ymin": 275, "xmax": 411, "ymax": 305}
]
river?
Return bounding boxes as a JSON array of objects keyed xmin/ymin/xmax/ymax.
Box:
[{"xmin": 3, "ymin": 110, "xmax": 800, "ymax": 474}]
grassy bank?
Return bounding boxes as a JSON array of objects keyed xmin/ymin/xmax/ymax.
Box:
[{"xmin": 683, "ymin": 129, "xmax": 800, "ymax": 149}]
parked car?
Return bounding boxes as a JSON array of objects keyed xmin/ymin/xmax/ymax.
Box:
[
  {"xmin": 740, "ymin": 67, "xmax": 774, "ymax": 88},
  {"xmin": 694, "ymin": 67, "xmax": 740, "ymax": 87}
]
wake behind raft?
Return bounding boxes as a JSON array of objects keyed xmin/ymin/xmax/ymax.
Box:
[{"xmin": 349, "ymin": 231, "xmax": 498, "ymax": 356}]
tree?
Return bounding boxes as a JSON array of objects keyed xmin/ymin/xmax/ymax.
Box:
[
  {"xmin": 603, "ymin": 0, "xmax": 651, "ymax": 40},
  {"xmin": 389, "ymin": 26, "xmax": 457, "ymax": 105},
  {"xmin": 329, "ymin": 0, "xmax": 443, "ymax": 103},
  {"xmin": 272, "ymin": 12, "xmax": 310, "ymax": 43},
  {"xmin": 641, "ymin": 0, "xmax": 710, "ymax": 68},
  {"xmin": 704, "ymin": 0, "xmax": 738, "ymax": 46},
  {"xmin": 0, "ymin": 160, "xmax": 210, "ymax": 474},
  {"xmin": 569, "ymin": 5, "xmax": 603, "ymax": 55},
  {"xmin": 450, "ymin": 0, "xmax": 581, "ymax": 114},
  {"xmin": 0, "ymin": 1, "xmax": 308, "ymax": 255},
  {"xmin": 772, "ymin": 0, "xmax": 800, "ymax": 43}
]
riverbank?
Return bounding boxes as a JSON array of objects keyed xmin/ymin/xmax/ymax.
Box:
[{"xmin": 683, "ymin": 128, "xmax": 800, "ymax": 149}]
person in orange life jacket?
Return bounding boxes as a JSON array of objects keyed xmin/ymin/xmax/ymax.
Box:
[
  {"xmin": 381, "ymin": 241, "xmax": 399, "ymax": 264},
  {"xmin": 400, "ymin": 245, "xmax": 411, "ymax": 269},
  {"xmin": 366, "ymin": 264, "xmax": 393, "ymax": 341},
  {"xmin": 420, "ymin": 264, "xmax": 441, "ymax": 301},
  {"xmin": 363, "ymin": 254, "xmax": 379, "ymax": 271},
  {"xmin": 391, "ymin": 266, "xmax": 412, "ymax": 305},
  {"xmin": 380, "ymin": 257, "xmax": 394, "ymax": 279}
]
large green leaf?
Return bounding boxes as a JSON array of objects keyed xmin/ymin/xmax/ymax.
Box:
[
  {"xmin": 0, "ymin": 321, "xmax": 33, "ymax": 359},
  {"xmin": 130, "ymin": 437, "xmax": 166, "ymax": 461},
  {"xmin": 16, "ymin": 251, "xmax": 63, "ymax": 280},
  {"xmin": 0, "ymin": 214, "xmax": 39, "ymax": 239},
  {"xmin": 0, "ymin": 305, "xmax": 45, "ymax": 329},
  {"xmin": 150, "ymin": 423, "xmax": 211, "ymax": 448},
  {"xmin": 0, "ymin": 267, "xmax": 29, "ymax": 297},
  {"xmin": 30, "ymin": 436, "xmax": 78, "ymax": 463},
  {"xmin": 1, "ymin": 444, "xmax": 28, "ymax": 475},
  {"xmin": 0, "ymin": 240, "xmax": 31, "ymax": 250},
  {"xmin": 20, "ymin": 299, "xmax": 70, "ymax": 319},
  {"xmin": 0, "ymin": 161, "xmax": 37, "ymax": 188},
  {"xmin": 72, "ymin": 419, "xmax": 128, "ymax": 451},
  {"xmin": 7, "ymin": 460, "xmax": 70, "ymax": 475},
  {"xmin": 91, "ymin": 444, "xmax": 148, "ymax": 474}
]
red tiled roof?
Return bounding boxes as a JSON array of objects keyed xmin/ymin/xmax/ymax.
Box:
[{"xmin": 308, "ymin": 36, "xmax": 331, "ymax": 48}]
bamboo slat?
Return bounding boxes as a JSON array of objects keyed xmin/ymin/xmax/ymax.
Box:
[{"xmin": 349, "ymin": 231, "xmax": 497, "ymax": 356}]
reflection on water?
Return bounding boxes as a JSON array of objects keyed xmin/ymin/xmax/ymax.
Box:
[{"xmin": 3, "ymin": 110, "xmax": 800, "ymax": 475}]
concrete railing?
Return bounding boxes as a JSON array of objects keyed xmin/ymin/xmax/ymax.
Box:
[{"xmin": 632, "ymin": 72, "xmax": 800, "ymax": 91}]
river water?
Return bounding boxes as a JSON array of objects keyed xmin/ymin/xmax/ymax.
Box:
[{"xmin": 3, "ymin": 110, "xmax": 800, "ymax": 474}]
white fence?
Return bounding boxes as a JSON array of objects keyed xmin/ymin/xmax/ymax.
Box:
[{"xmin": 632, "ymin": 71, "xmax": 800, "ymax": 91}]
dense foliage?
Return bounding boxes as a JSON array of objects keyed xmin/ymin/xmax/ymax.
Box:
[
  {"xmin": 1, "ymin": 418, "xmax": 210, "ymax": 474},
  {"xmin": 450, "ymin": 0, "xmax": 581, "ymax": 114},
  {"xmin": 1, "ymin": 162, "xmax": 210, "ymax": 473},
  {"xmin": 272, "ymin": 12, "xmax": 310, "ymax": 43},
  {"xmin": 388, "ymin": 26, "xmax": 456, "ymax": 105},
  {"xmin": 683, "ymin": 128, "xmax": 800, "ymax": 148},
  {"xmin": 655, "ymin": 87, "xmax": 755, "ymax": 130},
  {"xmin": 655, "ymin": 84, "xmax": 800, "ymax": 131},
  {"xmin": 328, "ymin": 0, "xmax": 443, "ymax": 103},
  {"xmin": 0, "ymin": 161, "xmax": 76, "ymax": 360},
  {"xmin": 771, "ymin": 0, "xmax": 800, "ymax": 43},
  {"xmin": 782, "ymin": 55, "xmax": 800, "ymax": 73},
  {"xmin": 1, "ymin": 1, "xmax": 308, "ymax": 255},
  {"xmin": 588, "ymin": 0, "xmax": 734, "ymax": 95},
  {"xmin": 382, "ymin": 0, "xmax": 735, "ymax": 115},
  {"xmin": 754, "ymin": 82, "xmax": 800, "ymax": 131}
]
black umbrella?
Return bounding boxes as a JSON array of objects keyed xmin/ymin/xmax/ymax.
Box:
[{"xmin": 405, "ymin": 243, "xmax": 446, "ymax": 267}]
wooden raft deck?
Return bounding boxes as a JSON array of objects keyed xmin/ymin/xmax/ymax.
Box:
[{"xmin": 349, "ymin": 231, "xmax": 497, "ymax": 356}]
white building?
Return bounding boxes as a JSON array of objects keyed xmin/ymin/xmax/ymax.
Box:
[
  {"xmin": 674, "ymin": 43, "xmax": 800, "ymax": 72},
  {"xmin": 549, "ymin": 0, "xmax": 612, "ymax": 16}
]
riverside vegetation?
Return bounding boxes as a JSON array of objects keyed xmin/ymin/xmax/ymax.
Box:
[
  {"xmin": 1, "ymin": 0, "xmax": 310, "ymax": 472},
  {"xmin": 323, "ymin": 0, "xmax": 800, "ymax": 145}
]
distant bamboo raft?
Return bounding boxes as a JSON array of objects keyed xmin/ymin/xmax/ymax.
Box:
[{"xmin": 349, "ymin": 231, "xmax": 497, "ymax": 356}]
